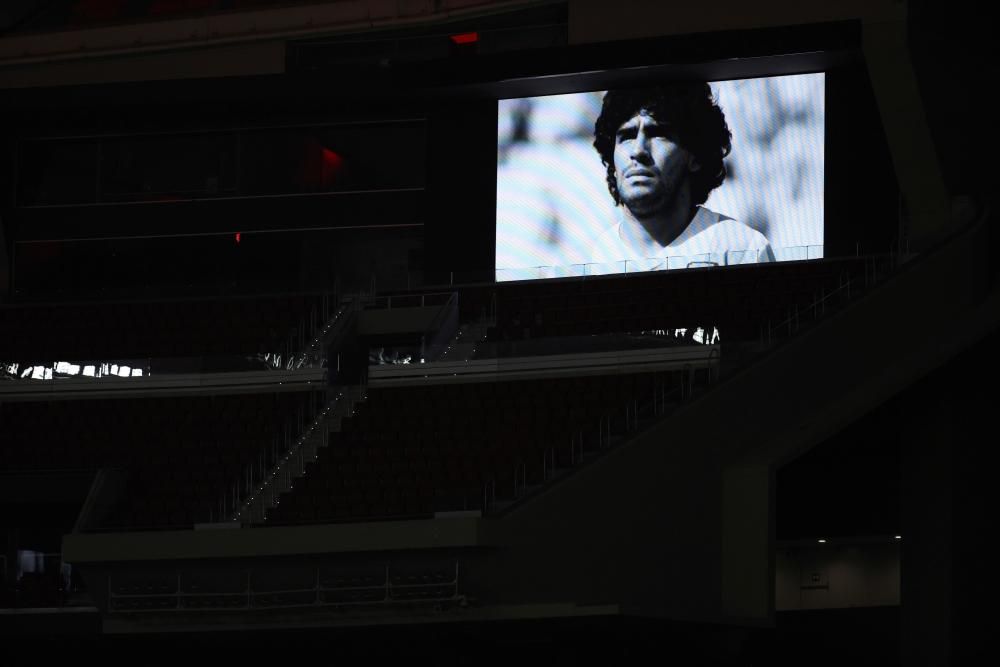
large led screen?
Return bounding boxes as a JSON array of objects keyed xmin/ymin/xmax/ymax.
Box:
[{"xmin": 496, "ymin": 73, "xmax": 824, "ymax": 281}]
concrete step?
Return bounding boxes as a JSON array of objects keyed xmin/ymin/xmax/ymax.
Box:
[
  {"xmin": 242, "ymin": 386, "xmax": 366, "ymax": 523},
  {"xmin": 436, "ymin": 319, "xmax": 492, "ymax": 363},
  {"xmin": 236, "ymin": 409, "xmax": 329, "ymax": 521}
]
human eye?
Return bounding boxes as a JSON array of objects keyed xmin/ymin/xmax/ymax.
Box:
[
  {"xmin": 616, "ymin": 127, "xmax": 637, "ymax": 143},
  {"xmin": 646, "ymin": 124, "xmax": 669, "ymax": 139}
]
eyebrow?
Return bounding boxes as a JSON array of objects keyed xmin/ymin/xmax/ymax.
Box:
[
  {"xmin": 615, "ymin": 119, "xmax": 640, "ymax": 137},
  {"xmin": 615, "ymin": 117, "xmax": 665, "ymax": 140}
]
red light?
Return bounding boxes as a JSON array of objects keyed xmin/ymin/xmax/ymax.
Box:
[
  {"xmin": 321, "ymin": 148, "xmax": 343, "ymax": 172},
  {"xmin": 321, "ymin": 148, "xmax": 344, "ymax": 187},
  {"xmin": 450, "ymin": 32, "xmax": 478, "ymax": 45},
  {"xmin": 235, "ymin": 232, "xmax": 241, "ymax": 244}
]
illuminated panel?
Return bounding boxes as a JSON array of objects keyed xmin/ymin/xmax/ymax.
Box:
[
  {"xmin": 449, "ymin": 32, "xmax": 479, "ymax": 44},
  {"xmin": 495, "ymin": 73, "xmax": 825, "ymax": 281}
]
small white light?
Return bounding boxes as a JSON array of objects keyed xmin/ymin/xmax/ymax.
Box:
[
  {"xmin": 894, "ymin": 535, "xmax": 901, "ymax": 540},
  {"xmin": 817, "ymin": 539, "xmax": 826, "ymax": 544}
]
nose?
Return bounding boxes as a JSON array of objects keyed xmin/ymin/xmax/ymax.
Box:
[{"xmin": 630, "ymin": 129, "xmax": 652, "ymax": 163}]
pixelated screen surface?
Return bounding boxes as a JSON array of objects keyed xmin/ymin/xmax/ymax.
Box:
[{"xmin": 496, "ymin": 73, "xmax": 825, "ymax": 281}]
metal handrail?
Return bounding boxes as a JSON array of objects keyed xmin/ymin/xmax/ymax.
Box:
[
  {"xmin": 292, "ymin": 302, "xmax": 349, "ymax": 370},
  {"xmin": 420, "ymin": 292, "xmax": 460, "ymax": 363},
  {"xmin": 107, "ymin": 562, "xmax": 461, "ymax": 613},
  {"xmin": 542, "ymin": 447, "xmax": 555, "ymax": 482},
  {"xmin": 231, "ymin": 391, "xmax": 343, "ymax": 523},
  {"xmin": 763, "ymin": 255, "xmax": 893, "ymax": 345},
  {"xmin": 486, "ymin": 371, "xmax": 693, "ymax": 515},
  {"xmin": 570, "ymin": 431, "xmax": 584, "ymax": 465},
  {"xmin": 482, "ymin": 479, "xmax": 496, "ymax": 513},
  {"xmin": 362, "ymin": 291, "xmax": 456, "ymax": 310},
  {"xmin": 513, "ymin": 461, "xmax": 527, "ymax": 499}
]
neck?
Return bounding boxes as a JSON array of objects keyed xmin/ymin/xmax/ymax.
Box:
[{"xmin": 621, "ymin": 201, "xmax": 697, "ymax": 251}]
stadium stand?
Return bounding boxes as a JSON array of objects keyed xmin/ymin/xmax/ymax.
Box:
[
  {"xmin": 1, "ymin": 392, "xmax": 321, "ymax": 528},
  {"xmin": 266, "ymin": 373, "xmax": 671, "ymax": 523},
  {"xmin": 0, "ymin": 292, "xmax": 331, "ymax": 362},
  {"xmin": 1, "ymin": 0, "xmax": 994, "ymax": 663},
  {"xmin": 491, "ymin": 256, "xmax": 878, "ymax": 342}
]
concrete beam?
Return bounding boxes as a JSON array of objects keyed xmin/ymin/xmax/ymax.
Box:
[{"xmin": 569, "ymin": 0, "xmax": 904, "ymax": 45}]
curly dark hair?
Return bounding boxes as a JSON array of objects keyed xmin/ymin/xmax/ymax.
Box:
[{"xmin": 593, "ymin": 82, "xmax": 732, "ymax": 207}]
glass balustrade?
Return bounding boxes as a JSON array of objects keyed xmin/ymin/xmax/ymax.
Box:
[{"xmin": 495, "ymin": 245, "xmax": 824, "ymax": 281}]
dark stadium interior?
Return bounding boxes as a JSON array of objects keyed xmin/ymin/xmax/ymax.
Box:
[{"xmin": 0, "ymin": 1, "xmax": 995, "ymax": 663}]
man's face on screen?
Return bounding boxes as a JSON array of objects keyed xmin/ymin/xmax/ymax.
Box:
[{"xmin": 613, "ymin": 111, "xmax": 695, "ymax": 218}]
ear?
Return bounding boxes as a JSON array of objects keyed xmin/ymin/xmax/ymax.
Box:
[{"xmin": 688, "ymin": 154, "xmax": 701, "ymax": 172}]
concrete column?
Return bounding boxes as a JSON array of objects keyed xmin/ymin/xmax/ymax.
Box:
[
  {"xmin": 862, "ymin": 19, "xmax": 951, "ymax": 250},
  {"xmin": 721, "ymin": 463, "xmax": 773, "ymax": 621},
  {"xmin": 900, "ymin": 384, "xmax": 954, "ymax": 665}
]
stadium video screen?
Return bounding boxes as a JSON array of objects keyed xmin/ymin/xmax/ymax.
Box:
[{"xmin": 496, "ymin": 73, "xmax": 825, "ymax": 281}]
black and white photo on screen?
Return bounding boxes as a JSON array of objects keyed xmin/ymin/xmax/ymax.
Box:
[{"xmin": 495, "ymin": 73, "xmax": 824, "ymax": 281}]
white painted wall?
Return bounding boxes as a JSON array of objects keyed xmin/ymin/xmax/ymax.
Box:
[{"xmin": 777, "ymin": 541, "xmax": 900, "ymax": 610}]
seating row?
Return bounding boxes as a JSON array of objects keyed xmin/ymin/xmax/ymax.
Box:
[
  {"xmin": 1, "ymin": 392, "xmax": 319, "ymax": 529},
  {"xmin": 492, "ymin": 257, "xmax": 866, "ymax": 341},
  {"xmin": 267, "ymin": 372, "xmax": 677, "ymax": 524},
  {"xmin": 0, "ymin": 293, "xmax": 326, "ymax": 361}
]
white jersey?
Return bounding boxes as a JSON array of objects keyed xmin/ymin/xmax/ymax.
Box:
[{"xmin": 586, "ymin": 205, "xmax": 775, "ymax": 275}]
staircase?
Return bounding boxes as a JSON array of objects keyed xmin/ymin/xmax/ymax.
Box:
[
  {"xmin": 236, "ymin": 385, "xmax": 365, "ymax": 524},
  {"xmin": 290, "ymin": 296, "xmax": 356, "ymax": 370},
  {"xmin": 436, "ymin": 317, "xmax": 492, "ymax": 363}
]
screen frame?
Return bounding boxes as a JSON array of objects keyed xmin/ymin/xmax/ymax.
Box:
[{"xmin": 494, "ymin": 71, "xmax": 829, "ymax": 283}]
